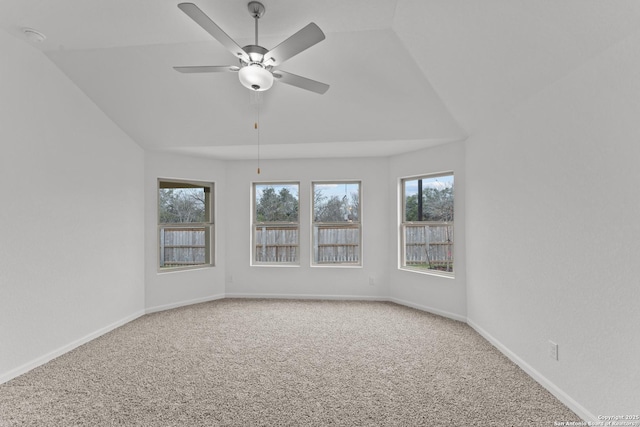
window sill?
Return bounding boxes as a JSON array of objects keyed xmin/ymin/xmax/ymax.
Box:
[
  {"xmin": 251, "ymin": 263, "xmax": 300, "ymax": 268},
  {"xmin": 399, "ymin": 267, "xmax": 455, "ymax": 279},
  {"xmin": 311, "ymin": 264, "xmax": 362, "ymax": 268},
  {"xmin": 157, "ymin": 265, "xmax": 214, "ymax": 274}
]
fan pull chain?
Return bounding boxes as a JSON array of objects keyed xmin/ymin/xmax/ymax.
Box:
[
  {"xmin": 256, "ymin": 103, "xmax": 261, "ymax": 174},
  {"xmin": 250, "ymin": 91, "xmax": 262, "ymax": 174}
]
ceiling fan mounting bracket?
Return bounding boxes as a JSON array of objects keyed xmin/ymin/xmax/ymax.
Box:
[{"xmin": 247, "ymin": 1, "xmax": 265, "ymax": 19}]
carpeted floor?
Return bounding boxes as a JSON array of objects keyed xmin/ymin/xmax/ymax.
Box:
[{"xmin": 0, "ymin": 299, "xmax": 580, "ymax": 426}]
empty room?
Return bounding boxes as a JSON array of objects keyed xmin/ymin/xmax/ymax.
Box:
[{"xmin": 1, "ymin": 0, "xmax": 638, "ymax": 425}]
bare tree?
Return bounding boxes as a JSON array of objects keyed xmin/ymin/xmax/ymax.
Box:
[{"xmin": 159, "ymin": 188, "xmax": 205, "ymax": 223}]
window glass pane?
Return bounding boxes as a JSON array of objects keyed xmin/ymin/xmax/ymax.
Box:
[
  {"xmin": 253, "ymin": 183, "xmax": 299, "ymax": 265},
  {"xmin": 255, "ymin": 184, "xmax": 299, "ymax": 222},
  {"xmin": 313, "ymin": 182, "xmax": 359, "ymax": 222},
  {"xmin": 159, "ymin": 184, "xmax": 208, "ymax": 224},
  {"xmin": 403, "ymin": 224, "xmax": 453, "ymax": 272},
  {"xmin": 404, "ymin": 175, "xmax": 454, "ymax": 222},
  {"xmin": 313, "ymin": 224, "xmax": 360, "ymax": 264},
  {"xmin": 254, "ymin": 225, "xmax": 299, "ymax": 263},
  {"xmin": 312, "ymin": 182, "xmax": 361, "ymax": 266},
  {"xmin": 160, "ymin": 226, "xmax": 209, "ymax": 268},
  {"xmin": 158, "ymin": 180, "xmax": 213, "ymax": 271},
  {"xmin": 402, "ymin": 173, "xmax": 454, "ymax": 275}
]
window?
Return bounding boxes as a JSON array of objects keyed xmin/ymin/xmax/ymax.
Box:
[
  {"xmin": 158, "ymin": 179, "xmax": 213, "ymax": 270},
  {"xmin": 312, "ymin": 181, "xmax": 361, "ymax": 266},
  {"xmin": 401, "ymin": 173, "xmax": 454, "ymax": 275},
  {"xmin": 253, "ymin": 182, "xmax": 299, "ymax": 265}
]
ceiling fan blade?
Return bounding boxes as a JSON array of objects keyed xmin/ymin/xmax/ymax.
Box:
[
  {"xmin": 178, "ymin": 3, "xmax": 249, "ymax": 62},
  {"xmin": 264, "ymin": 23, "xmax": 325, "ymax": 66},
  {"xmin": 174, "ymin": 65, "xmax": 239, "ymax": 73},
  {"xmin": 273, "ymin": 70, "xmax": 329, "ymax": 95}
]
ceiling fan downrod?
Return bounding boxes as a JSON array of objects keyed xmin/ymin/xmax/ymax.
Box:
[{"xmin": 248, "ymin": 1, "xmax": 265, "ymax": 46}]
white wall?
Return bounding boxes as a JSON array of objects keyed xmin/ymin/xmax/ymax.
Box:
[
  {"xmin": 144, "ymin": 152, "xmax": 227, "ymax": 311},
  {"xmin": 224, "ymin": 157, "xmax": 389, "ymax": 299},
  {"xmin": 466, "ymin": 32, "xmax": 640, "ymax": 417},
  {"xmin": 6, "ymin": 12, "xmax": 634, "ymax": 419},
  {"xmin": 387, "ymin": 141, "xmax": 467, "ymax": 321},
  {"xmin": 0, "ymin": 31, "xmax": 145, "ymax": 381}
]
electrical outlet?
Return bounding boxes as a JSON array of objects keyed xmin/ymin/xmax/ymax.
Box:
[
  {"xmin": 368, "ymin": 276, "xmax": 375, "ymax": 286},
  {"xmin": 549, "ymin": 340, "xmax": 558, "ymax": 361}
]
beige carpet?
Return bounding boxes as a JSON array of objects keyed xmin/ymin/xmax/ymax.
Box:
[{"xmin": 0, "ymin": 299, "xmax": 580, "ymax": 426}]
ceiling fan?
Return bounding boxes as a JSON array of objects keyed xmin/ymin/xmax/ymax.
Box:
[{"xmin": 174, "ymin": 2, "xmax": 329, "ymax": 94}]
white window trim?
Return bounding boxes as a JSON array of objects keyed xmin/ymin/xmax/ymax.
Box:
[
  {"xmin": 311, "ymin": 180, "xmax": 362, "ymax": 267},
  {"xmin": 399, "ymin": 172, "xmax": 454, "ymax": 278},
  {"xmin": 251, "ymin": 181, "xmax": 301, "ymax": 266},
  {"xmin": 157, "ymin": 178, "xmax": 215, "ymax": 273}
]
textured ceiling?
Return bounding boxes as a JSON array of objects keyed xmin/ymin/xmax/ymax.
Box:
[{"xmin": 2, "ymin": 0, "xmax": 639, "ymax": 159}]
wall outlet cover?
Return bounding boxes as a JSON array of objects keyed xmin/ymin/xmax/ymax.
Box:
[{"xmin": 549, "ymin": 340, "xmax": 559, "ymax": 361}]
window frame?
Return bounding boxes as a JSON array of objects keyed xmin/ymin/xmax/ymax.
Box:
[
  {"xmin": 157, "ymin": 178, "xmax": 214, "ymax": 272},
  {"xmin": 400, "ymin": 172, "xmax": 454, "ymax": 277},
  {"xmin": 311, "ymin": 180, "xmax": 362, "ymax": 267},
  {"xmin": 252, "ymin": 181, "xmax": 300, "ymax": 266}
]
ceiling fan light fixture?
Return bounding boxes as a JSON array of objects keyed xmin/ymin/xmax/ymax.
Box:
[{"xmin": 238, "ymin": 64, "xmax": 273, "ymax": 91}]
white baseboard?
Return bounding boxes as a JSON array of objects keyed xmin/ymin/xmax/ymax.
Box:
[
  {"xmin": 388, "ymin": 297, "xmax": 467, "ymax": 322},
  {"xmin": 466, "ymin": 318, "xmax": 596, "ymax": 423},
  {"xmin": 224, "ymin": 292, "xmax": 388, "ymax": 301},
  {"xmin": 0, "ymin": 310, "xmax": 145, "ymax": 385},
  {"xmin": 145, "ymin": 293, "xmax": 226, "ymax": 314}
]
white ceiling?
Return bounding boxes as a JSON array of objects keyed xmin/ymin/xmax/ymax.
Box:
[{"xmin": 2, "ymin": 0, "xmax": 639, "ymax": 160}]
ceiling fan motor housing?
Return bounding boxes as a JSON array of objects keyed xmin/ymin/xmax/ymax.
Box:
[{"xmin": 240, "ymin": 44, "xmax": 270, "ymax": 66}]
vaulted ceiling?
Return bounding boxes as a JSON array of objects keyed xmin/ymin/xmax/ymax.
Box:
[{"xmin": 2, "ymin": 0, "xmax": 639, "ymax": 159}]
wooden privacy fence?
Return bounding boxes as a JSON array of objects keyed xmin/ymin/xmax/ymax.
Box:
[
  {"xmin": 404, "ymin": 223, "xmax": 453, "ymax": 272},
  {"xmin": 255, "ymin": 225, "xmax": 299, "ymax": 263},
  {"xmin": 160, "ymin": 224, "xmax": 451, "ymax": 269},
  {"xmin": 254, "ymin": 224, "xmax": 361, "ymax": 264},
  {"xmin": 313, "ymin": 224, "xmax": 360, "ymax": 264},
  {"xmin": 160, "ymin": 227, "xmax": 206, "ymax": 267}
]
